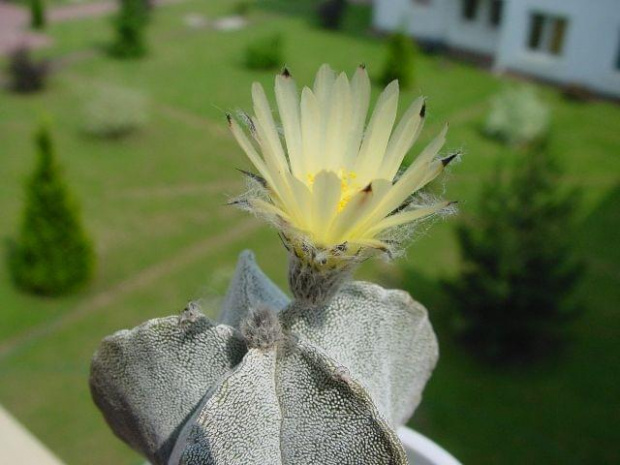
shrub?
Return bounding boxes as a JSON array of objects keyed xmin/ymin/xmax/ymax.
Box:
[
  {"xmin": 83, "ymin": 86, "xmax": 148, "ymax": 138},
  {"xmin": 485, "ymin": 85, "xmax": 550, "ymax": 147},
  {"xmin": 232, "ymin": 0, "xmax": 253, "ymax": 16},
  {"xmin": 380, "ymin": 32, "xmax": 417, "ymax": 89},
  {"xmin": 443, "ymin": 147, "xmax": 582, "ymax": 364},
  {"xmin": 6, "ymin": 47, "xmax": 49, "ymax": 94},
  {"xmin": 317, "ymin": 0, "xmax": 347, "ymax": 30},
  {"xmin": 30, "ymin": 0, "xmax": 45, "ymax": 29},
  {"xmin": 9, "ymin": 123, "xmax": 95, "ymax": 296},
  {"xmin": 110, "ymin": 0, "xmax": 149, "ymax": 59},
  {"xmin": 244, "ymin": 34, "xmax": 283, "ymax": 71}
]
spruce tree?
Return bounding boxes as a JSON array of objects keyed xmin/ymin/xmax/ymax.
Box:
[
  {"xmin": 380, "ymin": 32, "xmax": 417, "ymax": 89},
  {"xmin": 110, "ymin": 0, "xmax": 149, "ymax": 59},
  {"xmin": 30, "ymin": 0, "xmax": 45, "ymax": 30},
  {"xmin": 9, "ymin": 123, "xmax": 95, "ymax": 296},
  {"xmin": 444, "ymin": 146, "xmax": 583, "ymax": 363}
]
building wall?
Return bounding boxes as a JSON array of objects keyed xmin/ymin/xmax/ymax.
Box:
[
  {"xmin": 373, "ymin": 0, "xmax": 620, "ymax": 97},
  {"xmin": 495, "ymin": 0, "xmax": 620, "ymax": 97},
  {"xmin": 444, "ymin": 0, "xmax": 501, "ymax": 56},
  {"xmin": 373, "ymin": 0, "xmax": 501, "ymax": 54},
  {"xmin": 373, "ymin": 0, "xmax": 450, "ymax": 41}
]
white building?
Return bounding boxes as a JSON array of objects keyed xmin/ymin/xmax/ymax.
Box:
[{"xmin": 373, "ymin": 0, "xmax": 620, "ymax": 98}]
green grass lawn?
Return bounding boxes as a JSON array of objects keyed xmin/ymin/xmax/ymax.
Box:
[{"xmin": 0, "ymin": 1, "xmax": 619, "ymax": 464}]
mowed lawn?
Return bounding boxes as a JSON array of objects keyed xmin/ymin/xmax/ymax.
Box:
[{"xmin": 0, "ymin": 1, "xmax": 619, "ymax": 464}]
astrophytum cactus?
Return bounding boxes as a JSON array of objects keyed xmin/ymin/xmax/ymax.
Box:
[
  {"xmin": 90, "ymin": 64, "xmax": 456, "ymax": 465},
  {"xmin": 90, "ymin": 251, "xmax": 437, "ymax": 465}
]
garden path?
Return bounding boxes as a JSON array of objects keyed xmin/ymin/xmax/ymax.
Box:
[
  {"xmin": 0, "ymin": 216, "xmax": 260, "ymax": 361},
  {"xmin": 0, "ymin": 2, "xmax": 50, "ymax": 55},
  {"xmin": 0, "ymin": 0, "xmax": 185, "ymax": 55}
]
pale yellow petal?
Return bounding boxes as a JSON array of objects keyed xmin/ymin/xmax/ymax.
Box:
[
  {"xmin": 329, "ymin": 179, "xmax": 392, "ymax": 244},
  {"xmin": 300, "ymin": 87, "xmax": 322, "ymax": 175},
  {"xmin": 286, "ymin": 173, "xmax": 313, "ymax": 231},
  {"xmin": 365, "ymin": 201, "xmax": 451, "ymax": 237},
  {"xmin": 380, "ymin": 97, "xmax": 425, "ymax": 180},
  {"xmin": 252, "ymin": 82, "xmax": 289, "ymax": 174},
  {"xmin": 228, "ymin": 117, "xmax": 278, "ymax": 195},
  {"xmin": 343, "ymin": 65, "xmax": 371, "ymax": 169},
  {"xmin": 355, "ymin": 80, "xmax": 399, "ymax": 182},
  {"xmin": 355, "ymin": 124, "xmax": 448, "ymax": 230},
  {"xmin": 310, "ymin": 171, "xmax": 342, "ymax": 243},
  {"xmin": 324, "ymin": 72, "xmax": 352, "ymax": 171},
  {"xmin": 248, "ymin": 198, "xmax": 291, "ymax": 222},
  {"xmin": 347, "ymin": 238, "xmax": 391, "ymax": 253},
  {"xmin": 313, "ymin": 64, "xmax": 336, "ymax": 114},
  {"xmin": 275, "ymin": 72, "xmax": 303, "ymax": 177}
]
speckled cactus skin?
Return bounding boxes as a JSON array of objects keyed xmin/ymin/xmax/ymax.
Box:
[
  {"xmin": 89, "ymin": 250, "xmax": 438, "ymax": 465},
  {"xmin": 280, "ymin": 281, "xmax": 438, "ymax": 427}
]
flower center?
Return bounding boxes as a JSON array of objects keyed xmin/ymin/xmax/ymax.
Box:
[{"xmin": 305, "ymin": 169, "xmax": 362, "ymax": 212}]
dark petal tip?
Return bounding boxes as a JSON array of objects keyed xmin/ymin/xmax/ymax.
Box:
[
  {"xmin": 362, "ymin": 183, "xmax": 373, "ymax": 193},
  {"xmin": 282, "ymin": 67, "xmax": 291, "ymax": 77},
  {"xmin": 441, "ymin": 152, "xmax": 459, "ymax": 167},
  {"xmin": 420, "ymin": 102, "xmax": 426, "ymax": 118}
]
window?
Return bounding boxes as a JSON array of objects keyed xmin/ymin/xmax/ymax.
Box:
[
  {"xmin": 489, "ymin": 0, "xmax": 503, "ymax": 27},
  {"xmin": 462, "ymin": 0, "xmax": 480, "ymax": 21},
  {"xmin": 527, "ymin": 13, "xmax": 568, "ymax": 56}
]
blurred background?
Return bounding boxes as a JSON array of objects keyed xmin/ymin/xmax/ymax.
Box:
[{"xmin": 0, "ymin": 0, "xmax": 618, "ymax": 463}]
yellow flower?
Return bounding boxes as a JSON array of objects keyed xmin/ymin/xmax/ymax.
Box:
[{"xmin": 228, "ymin": 64, "xmax": 456, "ymax": 259}]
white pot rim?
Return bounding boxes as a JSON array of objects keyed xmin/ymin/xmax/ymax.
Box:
[{"xmin": 398, "ymin": 426, "xmax": 462, "ymax": 465}]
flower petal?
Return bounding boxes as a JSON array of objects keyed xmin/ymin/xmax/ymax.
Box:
[
  {"xmin": 310, "ymin": 171, "xmax": 343, "ymax": 243},
  {"xmin": 343, "ymin": 66, "xmax": 371, "ymax": 169},
  {"xmin": 360, "ymin": 124, "xmax": 448, "ymax": 228},
  {"xmin": 300, "ymin": 87, "xmax": 322, "ymax": 176},
  {"xmin": 275, "ymin": 72, "xmax": 303, "ymax": 177},
  {"xmin": 324, "ymin": 72, "xmax": 352, "ymax": 172},
  {"xmin": 380, "ymin": 97, "xmax": 425, "ymax": 180},
  {"xmin": 365, "ymin": 201, "xmax": 452, "ymax": 237},
  {"xmin": 252, "ymin": 82, "xmax": 289, "ymax": 175},
  {"xmin": 355, "ymin": 80, "xmax": 399, "ymax": 183}
]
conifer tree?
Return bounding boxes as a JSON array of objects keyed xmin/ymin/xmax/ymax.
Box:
[
  {"xmin": 444, "ymin": 146, "xmax": 583, "ymax": 363},
  {"xmin": 110, "ymin": 0, "xmax": 149, "ymax": 59},
  {"xmin": 380, "ymin": 32, "xmax": 417, "ymax": 89},
  {"xmin": 30, "ymin": 0, "xmax": 45, "ymax": 30},
  {"xmin": 9, "ymin": 123, "xmax": 95, "ymax": 296}
]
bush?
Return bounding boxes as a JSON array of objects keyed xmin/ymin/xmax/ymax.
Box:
[
  {"xmin": 30, "ymin": 0, "xmax": 45, "ymax": 29},
  {"xmin": 443, "ymin": 147, "xmax": 582, "ymax": 364},
  {"xmin": 244, "ymin": 34, "xmax": 283, "ymax": 71},
  {"xmin": 110, "ymin": 0, "xmax": 149, "ymax": 59},
  {"xmin": 485, "ymin": 85, "xmax": 550, "ymax": 147},
  {"xmin": 7, "ymin": 47, "xmax": 49, "ymax": 94},
  {"xmin": 9, "ymin": 123, "xmax": 95, "ymax": 296},
  {"xmin": 317, "ymin": 0, "xmax": 347, "ymax": 30},
  {"xmin": 232, "ymin": 0, "xmax": 254, "ymax": 16},
  {"xmin": 380, "ymin": 32, "xmax": 417, "ymax": 89},
  {"xmin": 83, "ymin": 86, "xmax": 148, "ymax": 138}
]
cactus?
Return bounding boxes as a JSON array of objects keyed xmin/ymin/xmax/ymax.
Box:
[
  {"xmin": 90, "ymin": 64, "xmax": 455, "ymax": 464},
  {"xmin": 90, "ymin": 251, "xmax": 438, "ymax": 464}
]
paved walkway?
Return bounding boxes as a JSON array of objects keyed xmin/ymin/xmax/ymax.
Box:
[
  {"xmin": 0, "ymin": 2, "xmax": 50, "ymax": 55},
  {"xmin": 0, "ymin": 0, "xmax": 185, "ymax": 55}
]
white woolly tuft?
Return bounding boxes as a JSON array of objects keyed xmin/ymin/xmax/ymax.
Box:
[{"xmin": 240, "ymin": 306, "xmax": 283, "ymax": 350}]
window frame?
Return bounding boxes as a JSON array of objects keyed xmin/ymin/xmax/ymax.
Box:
[
  {"xmin": 461, "ymin": 0, "xmax": 480, "ymax": 22},
  {"xmin": 526, "ymin": 11, "xmax": 569, "ymax": 57}
]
